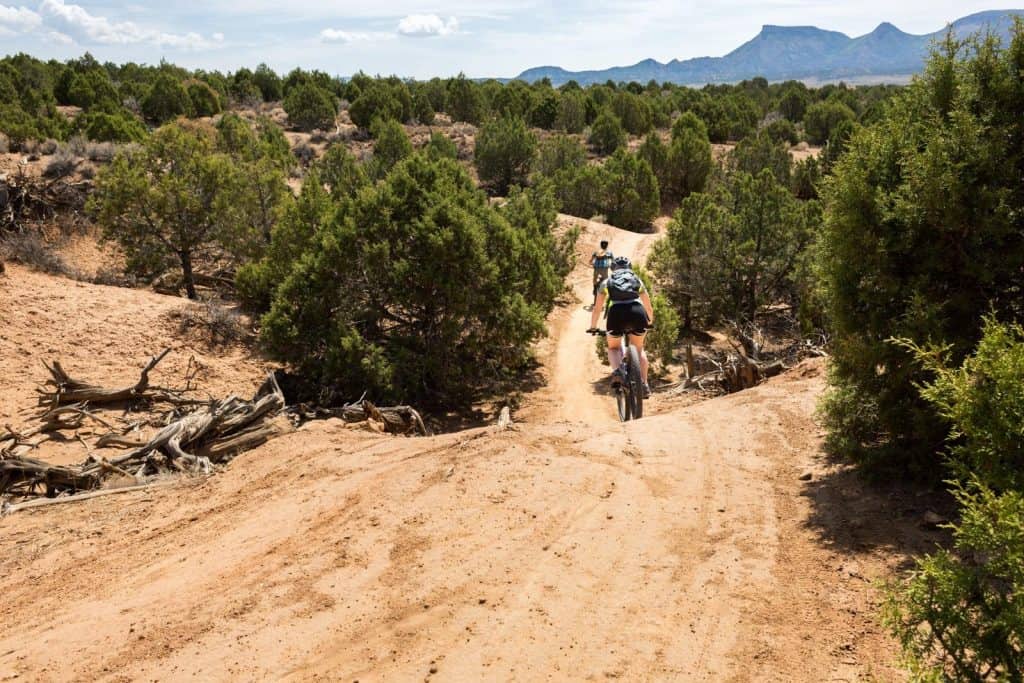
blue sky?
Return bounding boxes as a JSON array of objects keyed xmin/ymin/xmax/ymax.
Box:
[{"xmin": 1, "ymin": 0, "xmax": 1021, "ymax": 78}]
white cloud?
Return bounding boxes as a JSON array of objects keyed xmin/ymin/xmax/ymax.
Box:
[
  {"xmin": 44, "ymin": 29, "xmax": 73, "ymax": 43},
  {"xmin": 37, "ymin": 0, "xmax": 221, "ymax": 49},
  {"xmin": 212, "ymin": 31, "xmax": 224, "ymax": 41},
  {"xmin": 397, "ymin": 13, "xmax": 459, "ymax": 37},
  {"xmin": 0, "ymin": 3, "xmax": 41, "ymax": 32},
  {"xmin": 319, "ymin": 27, "xmax": 393, "ymax": 43}
]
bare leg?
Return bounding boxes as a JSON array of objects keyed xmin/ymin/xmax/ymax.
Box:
[
  {"xmin": 629, "ymin": 334, "xmax": 649, "ymax": 383},
  {"xmin": 607, "ymin": 336, "xmax": 624, "ymax": 371}
]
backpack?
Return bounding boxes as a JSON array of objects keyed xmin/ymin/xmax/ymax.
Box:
[
  {"xmin": 606, "ymin": 269, "xmax": 642, "ymax": 302},
  {"xmin": 594, "ymin": 251, "xmax": 613, "ymax": 269}
]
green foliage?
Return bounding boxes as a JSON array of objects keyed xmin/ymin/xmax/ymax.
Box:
[
  {"xmin": 817, "ymin": 29, "xmax": 1024, "ymax": 472},
  {"xmin": 555, "ymin": 91, "xmax": 587, "ymax": 133},
  {"xmin": 186, "ymin": 80, "xmax": 222, "ymax": 117},
  {"xmin": 88, "ymin": 123, "xmax": 254, "ymax": 299},
  {"xmin": 73, "ymin": 110, "xmax": 147, "ymax": 143},
  {"xmin": 474, "ymin": 116, "xmax": 537, "ymax": 196},
  {"xmin": 141, "ymin": 73, "xmax": 192, "ymax": 124},
  {"xmin": 534, "ymin": 134, "xmax": 586, "ymax": 177},
  {"xmin": 588, "ymin": 109, "xmax": 626, "ymax": 155},
  {"xmin": 884, "ymin": 479, "xmax": 1024, "ymax": 681},
  {"xmin": 236, "ymin": 170, "xmax": 334, "ymax": 311},
  {"xmin": 229, "ymin": 68, "xmax": 262, "ymax": 105},
  {"xmin": 66, "ymin": 69, "xmax": 119, "ymax": 110},
  {"xmin": 803, "ymin": 99, "xmax": 855, "ymax": 145},
  {"xmin": 611, "ymin": 91, "xmax": 653, "ymax": 135},
  {"xmin": 413, "ymin": 92, "xmax": 435, "ymax": 125},
  {"xmin": 791, "ymin": 156, "xmax": 821, "ymax": 200},
  {"xmin": 528, "ymin": 89, "xmax": 559, "ymax": 129},
  {"xmin": 731, "ymin": 132, "xmax": 791, "ymax": 186},
  {"xmin": 315, "ymin": 144, "xmax": 369, "ymax": 201},
  {"xmin": 778, "ymin": 86, "xmax": 809, "ymax": 122},
  {"xmin": 258, "ymin": 154, "xmax": 571, "ymax": 406},
  {"xmin": 369, "ymin": 118, "xmax": 413, "ymax": 179},
  {"xmin": 284, "ymin": 83, "xmax": 337, "ymax": 132},
  {"xmin": 548, "ymin": 163, "xmax": 605, "ymax": 219},
  {"xmin": 447, "ymin": 74, "xmax": 485, "ymax": 125},
  {"xmin": 637, "ymin": 132, "xmax": 668, "ymax": 188},
  {"xmin": 424, "ymin": 132, "xmax": 458, "ymax": 160},
  {"xmin": 253, "ymin": 64, "xmax": 283, "ymax": 102},
  {"xmin": 663, "ymin": 123, "xmax": 712, "ymax": 204},
  {"xmin": 348, "ymin": 82, "xmax": 404, "ymax": 129},
  {"xmin": 652, "ymin": 170, "xmax": 819, "ymax": 327},
  {"xmin": 670, "ymin": 111, "xmax": 708, "ymax": 140},
  {"xmin": 602, "ymin": 149, "xmax": 659, "ymax": 231},
  {"xmin": 761, "ymin": 118, "xmax": 799, "ymax": 145}
]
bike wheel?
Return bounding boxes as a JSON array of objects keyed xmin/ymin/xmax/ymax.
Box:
[
  {"xmin": 626, "ymin": 345, "xmax": 643, "ymax": 419},
  {"xmin": 615, "ymin": 385, "xmax": 631, "ymax": 422}
]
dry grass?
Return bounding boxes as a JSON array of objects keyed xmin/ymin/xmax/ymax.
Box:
[{"xmin": 170, "ymin": 298, "xmax": 252, "ymax": 346}]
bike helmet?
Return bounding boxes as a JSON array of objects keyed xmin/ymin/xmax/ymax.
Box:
[
  {"xmin": 599, "ymin": 240, "xmax": 609, "ymax": 249},
  {"xmin": 612, "ymin": 256, "xmax": 631, "ymax": 270}
]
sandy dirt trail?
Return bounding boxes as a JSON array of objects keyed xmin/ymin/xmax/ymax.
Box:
[
  {"xmin": 519, "ymin": 216, "xmax": 657, "ymax": 425},
  {"xmin": 0, "ymin": 220, "xmax": 912, "ymax": 681}
]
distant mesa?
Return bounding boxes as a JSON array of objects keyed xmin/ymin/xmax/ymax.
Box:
[{"xmin": 513, "ymin": 9, "xmax": 1024, "ymax": 86}]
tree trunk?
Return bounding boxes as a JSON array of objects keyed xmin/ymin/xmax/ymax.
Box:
[{"xmin": 179, "ymin": 250, "xmax": 197, "ymax": 300}]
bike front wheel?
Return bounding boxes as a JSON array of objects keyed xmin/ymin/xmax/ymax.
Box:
[{"xmin": 616, "ymin": 386, "xmax": 632, "ymax": 422}]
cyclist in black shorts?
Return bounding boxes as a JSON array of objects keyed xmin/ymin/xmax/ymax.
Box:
[{"xmin": 588, "ymin": 256, "xmax": 654, "ymax": 397}]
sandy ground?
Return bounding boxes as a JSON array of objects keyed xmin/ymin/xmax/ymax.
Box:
[{"xmin": 0, "ymin": 219, "xmax": 936, "ymax": 681}]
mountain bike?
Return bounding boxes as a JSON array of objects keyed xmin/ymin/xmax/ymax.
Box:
[{"xmin": 587, "ymin": 328, "xmax": 648, "ymax": 421}]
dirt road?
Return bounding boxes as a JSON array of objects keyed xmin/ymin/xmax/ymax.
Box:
[{"xmin": 0, "ymin": 219, "xmax": 914, "ymax": 681}]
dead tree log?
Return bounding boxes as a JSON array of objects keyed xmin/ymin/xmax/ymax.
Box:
[{"xmin": 37, "ymin": 349, "xmax": 173, "ymax": 408}]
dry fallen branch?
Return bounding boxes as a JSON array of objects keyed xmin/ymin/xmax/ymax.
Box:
[{"xmin": 37, "ymin": 349, "xmax": 173, "ymax": 408}]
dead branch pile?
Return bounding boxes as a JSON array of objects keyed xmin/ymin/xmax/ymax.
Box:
[
  {"xmin": 1, "ymin": 351, "xmax": 429, "ymax": 510},
  {"xmin": 289, "ymin": 399, "xmax": 428, "ymax": 436},
  {"xmin": 0, "ymin": 170, "xmax": 91, "ymax": 235},
  {"xmin": 668, "ymin": 321, "xmax": 826, "ymax": 396}
]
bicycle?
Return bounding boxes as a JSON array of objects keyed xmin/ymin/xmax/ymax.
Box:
[{"xmin": 587, "ymin": 327, "xmax": 649, "ymax": 422}]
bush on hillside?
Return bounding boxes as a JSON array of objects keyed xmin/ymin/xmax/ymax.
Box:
[
  {"xmin": 602, "ymin": 149, "xmax": 659, "ymax": 231},
  {"xmin": 611, "ymin": 91, "xmax": 653, "ymax": 136},
  {"xmin": 883, "ymin": 320, "xmax": 1024, "ymax": 680},
  {"xmin": 369, "ymin": 118, "xmax": 413, "ymax": 179},
  {"xmin": 731, "ymin": 132, "xmax": 791, "ymax": 186},
  {"xmin": 803, "ymin": 99, "xmax": 855, "ymax": 145},
  {"xmin": 253, "ymin": 63, "xmax": 283, "ymax": 102},
  {"xmin": 650, "ymin": 169, "xmax": 819, "ymax": 328},
  {"xmin": 662, "ymin": 122, "xmax": 713, "ymax": 204},
  {"xmin": 534, "ymin": 134, "xmax": 586, "ymax": 177},
  {"xmin": 556, "ymin": 91, "xmax": 587, "ymax": 133},
  {"xmin": 424, "ymin": 132, "xmax": 458, "ymax": 160},
  {"xmin": 89, "ymin": 123, "xmax": 253, "ymax": 299},
  {"xmin": 474, "ymin": 116, "xmax": 537, "ymax": 196},
  {"xmin": 761, "ymin": 118, "xmax": 799, "ymax": 145},
  {"xmin": 588, "ymin": 109, "xmax": 626, "ymax": 155},
  {"xmin": 284, "ymin": 83, "xmax": 337, "ymax": 132},
  {"xmin": 315, "ymin": 145, "xmax": 369, "ymax": 200},
  {"xmin": 73, "ymin": 110, "xmax": 147, "ymax": 143},
  {"xmin": 447, "ymin": 74, "xmax": 485, "ymax": 125},
  {"xmin": 817, "ymin": 30, "xmax": 1024, "ymax": 474},
  {"xmin": 349, "ymin": 83, "xmax": 404, "ymax": 129},
  {"xmin": 141, "ymin": 73, "xmax": 192, "ymax": 124},
  {"xmin": 258, "ymin": 154, "xmax": 572, "ymax": 406},
  {"xmin": 186, "ymin": 80, "xmax": 222, "ymax": 117}
]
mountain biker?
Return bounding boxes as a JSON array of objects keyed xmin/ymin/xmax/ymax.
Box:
[
  {"xmin": 590, "ymin": 240, "xmax": 613, "ymax": 303},
  {"xmin": 588, "ymin": 256, "xmax": 654, "ymax": 398}
]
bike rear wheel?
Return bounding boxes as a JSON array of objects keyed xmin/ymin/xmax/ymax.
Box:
[{"xmin": 626, "ymin": 345, "xmax": 643, "ymax": 419}]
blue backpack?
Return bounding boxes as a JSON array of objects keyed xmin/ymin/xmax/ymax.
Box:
[{"xmin": 594, "ymin": 251, "xmax": 614, "ymax": 269}]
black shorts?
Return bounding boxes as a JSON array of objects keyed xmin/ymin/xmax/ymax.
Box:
[{"xmin": 607, "ymin": 301, "xmax": 648, "ymax": 337}]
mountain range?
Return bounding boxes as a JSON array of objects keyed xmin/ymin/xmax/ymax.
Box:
[{"xmin": 514, "ymin": 10, "xmax": 1024, "ymax": 86}]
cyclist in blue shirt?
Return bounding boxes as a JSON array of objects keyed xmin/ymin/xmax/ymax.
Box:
[{"xmin": 590, "ymin": 240, "xmax": 613, "ymax": 304}]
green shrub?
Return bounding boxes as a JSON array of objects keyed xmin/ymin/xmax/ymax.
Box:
[
  {"xmin": 549, "ymin": 164, "xmax": 605, "ymax": 218},
  {"xmin": 670, "ymin": 111, "xmax": 708, "ymax": 140},
  {"xmin": 424, "ymin": 132, "xmax": 458, "ymax": 160},
  {"xmin": 652, "ymin": 170, "xmax": 819, "ymax": 327},
  {"xmin": 817, "ymin": 30, "xmax": 1024, "ymax": 473},
  {"xmin": 349, "ymin": 83, "xmax": 404, "ymax": 129},
  {"xmin": 474, "ymin": 116, "xmax": 537, "ymax": 196},
  {"xmin": 555, "ymin": 91, "xmax": 587, "ymax": 133},
  {"xmin": 611, "ymin": 91, "xmax": 653, "ymax": 136},
  {"xmin": 534, "ymin": 134, "xmax": 586, "ymax": 177},
  {"xmin": 588, "ymin": 109, "xmax": 626, "ymax": 155},
  {"xmin": 413, "ymin": 92, "xmax": 435, "ymax": 125},
  {"xmin": 528, "ymin": 90, "xmax": 559, "ymax": 129},
  {"xmin": 803, "ymin": 99, "xmax": 855, "ymax": 145},
  {"xmin": 253, "ymin": 63, "xmax": 283, "ymax": 102},
  {"xmin": 258, "ymin": 154, "xmax": 569, "ymax": 406},
  {"xmin": 791, "ymin": 156, "xmax": 821, "ymax": 200},
  {"xmin": 284, "ymin": 83, "xmax": 337, "ymax": 132},
  {"xmin": 633, "ymin": 266, "xmax": 680, "ymax": 371},
  {"xmin": 762, "ymin": 118, "xmax": 799, "ymax": 145},
  {"xmin": 369, "ymin": 118, "xmax": 413, "ymax": 179},
  {"xmin": 88, "ymin": 123, "xmax": 253, "ymax": 299},
  {"xmin": 315, "ymin": 145, "xmax": 369, "ymax": 200},
  {"xmin": 141, "ymin": 74, "xmax": 192, "ymax": 124},
  {"xmin": 731, "ymin": 132, "xmax": 791, "ymax": 186},
  {"xmin": 74, "ymin": 110, "xmax": 147, "ymax": 143},
  {"xmin": 662, "ymin": 125, "xmax": 712, "ymax": 204},
  {"xmin": 447, "ymin": 74, "xmax": 485, "ymax": 125},
  {"xmin": 186, "ymin": 80, "xmax": 222, "ymax": 117},
  {"xmin": 778, "ymin": 86, "xmax": 809, "ymax": 122},
  {"xmin": 602, "ymin": 149, "xmax": 659, "ymax": 231}
]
